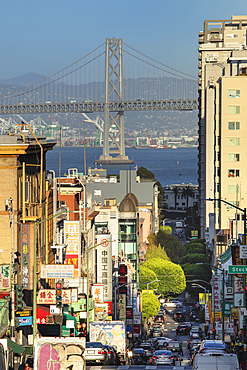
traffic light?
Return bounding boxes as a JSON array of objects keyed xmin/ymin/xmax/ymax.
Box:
[
  {"xmin": 15, "ymin": 285, "xmax": 23, "ymax": 310},
  {"xmin": 55, "ymin": 281, "xmax": 62, "ymax": 308}
]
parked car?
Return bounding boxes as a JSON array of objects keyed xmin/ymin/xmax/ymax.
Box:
[
  {"xmin": 174, "ymin": 311, "xmax": 186, "ymax": 322},
  {"xmin": 85, "ymin": 342, "xmax": 107, "ymax": 365},
  {"xmin": 192, "ymin": 352, "xmax": 239, "ymax": 370},
  {"xmin": 176, "ymin": 324, "xmax": 190, "ymax": 335},
  {"xmin": 199, "ymin": 340, "xmax": 226, "ymax": 354},
  {"xmin": 150, "ymin": 350, "xmax": 175, "ymax": 366}
]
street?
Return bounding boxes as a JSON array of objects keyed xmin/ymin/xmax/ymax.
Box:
[{"xmin": 86, "ymin": 304, "xmax": 198, "ymax": 370}]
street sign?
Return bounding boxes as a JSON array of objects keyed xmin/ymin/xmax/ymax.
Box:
[
  {"xmin": 240, "ymin": 245, "xmax": 247, "ymax": 259},
  {"xmin": 224, "ymin": 302, "xmax": 234, "ymax": 316},
  {"xmin": 229, "ymin": 265, "xmax": 247, "ymax": 274},
  {"xmin": 19, "ymin": 316, "xmax": 33, "ymax": 326},
  {"xmin": 16, "ymin": 310, "xmax": 32, "ymax": 317}
]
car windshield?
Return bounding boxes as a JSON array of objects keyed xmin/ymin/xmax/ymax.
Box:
[
  {"xmin": 134, "ymin": 349, "xmax": 144, "ymax": 354},
  {"xmin": 204, "ymin": 342, "xmax": 225, "ymax": 349},
  {"xmin": 86, "ymin": 342, "xmax": 103, "ymax": 348},
  {"xmin": 155, "ymin": 351, "xmax": 172, "ymax": 356}
]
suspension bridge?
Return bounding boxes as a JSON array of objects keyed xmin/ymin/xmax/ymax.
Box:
[{"xmin": 0, "ymin": 37, "xmax": 198, "ymax": 164}]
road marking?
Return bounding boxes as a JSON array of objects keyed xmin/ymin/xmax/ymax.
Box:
[
  {"xmin": 167, "ymin": 322, "xmax": 170, "ymax": 325},
  {"xmin": 118, "ymin": 367, "xmax": 129, "ymax": 370},
  {"xmin": 172, "ymin": 328, "xmax": 176, "ymax": 331},
  {"xmin": 146, "ymin": 366, "xmax": 156, "ymax": 369},
  {"xmin": 164, "ymin": 328, "xmax": 168, "ymax": 331},
  {"xmin": 173, "ymin": 367, "xmax": 184, "ymax": 370}
]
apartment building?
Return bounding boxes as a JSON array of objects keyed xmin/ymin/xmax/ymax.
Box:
[{"xmin": 198, "ymin": 16, "xmax": 247, "ymax": 249}]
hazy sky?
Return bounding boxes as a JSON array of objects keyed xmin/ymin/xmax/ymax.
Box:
[{"xmin": 1, "ymin": 1, "xmax": 246, "ymax": 80}]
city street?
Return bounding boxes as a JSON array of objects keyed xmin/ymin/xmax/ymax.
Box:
[{"xmin": 86, "ymin": 304, "xmax": 198, "ymax": 370}]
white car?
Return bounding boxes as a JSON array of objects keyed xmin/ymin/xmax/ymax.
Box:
[{"xmin": 164, "ymin": 300, "xmax": 183, "ymax": 308}]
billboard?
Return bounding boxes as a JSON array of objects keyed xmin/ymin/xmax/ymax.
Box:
[
  {"xmin": 96, "ymin": 235, "xmax": 112, "ymax": 302},
  {"xmin": 37, "ymin": 289, "xmax": 71, "ymax": 305},
  {"xmin": 64, "ymin": 221, "xmax": 81, "ymax": 287},
  {"xmin": 92, "ymin": 284, "xmax": 104, "ymax": 304},
  {"xmin": 41, "ymin": 264, "xmax": 74, "ymax": 279}
]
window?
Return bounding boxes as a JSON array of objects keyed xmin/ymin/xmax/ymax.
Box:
[
  {"xmin": 228, "ymin": 169, "xmax": 240, "ymax": 177},
  {"xmin": 228, "ymin": 106, "xmax": 240, "ymax": 114},
  {"xmin": 228, "ymin": 185, "xmax": 239, "ymax": 194},
  {"xmin": 227, "ymin": 200, "xmax": 240, "ymax": 209},
  {"xmin": 228, "ymin": 122, "xmax": 240, "ymax": 130},
  {"xmin": 228, "ymin": 138, "xmax": 240, "ymax": 146},
  {"xmin": 228, "ymin": 153, "xmax": 240, "ymax": 162},
  {"xmin": 228, "ymin": 90, "xmax": 240, "ymax": 98}
]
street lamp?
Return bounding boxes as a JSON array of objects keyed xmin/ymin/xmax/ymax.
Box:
[
  {"xmin": 196, "ymin": 263, "xmax": 224, "ymax": 341},
  {"xmin": 147, "ymin": 280, "xmax": 160, "ymax": 292}
]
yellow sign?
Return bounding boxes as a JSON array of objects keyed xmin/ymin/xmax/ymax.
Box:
[
  {"xmin": 231, "ymin": 307, "xmax": 239, "ymax": 320},
  {"xmin": 191, "ymin": 230, "xmax": 198, "ymax": 237},
  {"xmin": 199, "ymin": 293, "xmax": 210, "ymax": 305}
]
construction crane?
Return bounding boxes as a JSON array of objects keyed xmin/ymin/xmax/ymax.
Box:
[{"xmin": 145, "ymin": 129, "xmax": 157, "ymax": 147}]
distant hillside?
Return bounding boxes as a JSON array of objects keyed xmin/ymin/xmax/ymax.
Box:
[{"xmin": 0, "ymin": 72, "xmax": 47, "ymax": 87}]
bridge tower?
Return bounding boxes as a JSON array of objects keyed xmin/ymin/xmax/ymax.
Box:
[{"xmin": 95, "ymin": 37, "xmax": 134, "ymax": 165}]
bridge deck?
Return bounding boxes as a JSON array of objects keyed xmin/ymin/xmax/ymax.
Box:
[{"xmin": 0, "ymin": 99, "xmax": 198, "ymax": 114}]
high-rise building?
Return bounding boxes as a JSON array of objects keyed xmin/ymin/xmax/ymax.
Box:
[{"xmin": 198, "ymin": 16, "xmax": 247, "ymax": 256}]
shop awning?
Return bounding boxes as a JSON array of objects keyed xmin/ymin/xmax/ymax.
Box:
[{"xmin": 6, "ymin": 337, "xmax": 26, "ymax": 355}]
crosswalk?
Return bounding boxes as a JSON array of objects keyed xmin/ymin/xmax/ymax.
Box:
[{"xmin": 86, "ymin": 366, "xmax": 186, "ymax": 370}]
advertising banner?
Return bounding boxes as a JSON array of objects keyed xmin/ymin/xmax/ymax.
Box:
[
  {"xmin": 89, "ymin": 321, "xmax": 125, "ymax": 354},
  {"xmin": 118, "ymin": 293, "xmax": 126, "ymax": 320},
  {"xmin": 21, "ymin": 224, "xmax": 30, "ymax": 288},
  {"xmin": 41, "ymin": 264, "xmax": 74, "ymax": 279},
  {"xmin": 96, "ymin": 235, "xmax": 112, "ymax": 302},
  {"xmin": 0, "ymin": 265, "xmax": 10, "ymax": 290},
  {"xmin": 37, "ymin": 289, "xmax": 71, "ymax": 304},
  {"xmin": 64, "ymin": 221, "xmax": 81, "ymax": 287}
]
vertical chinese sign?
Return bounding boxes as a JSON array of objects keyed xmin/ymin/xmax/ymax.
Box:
[
  {"xmin": 21, "ymin": 224, "xmax": 30, "ymax": 288},
  {"xmin": 213, "ymin": 274, "xmax": 221, "ymax": 322},
  {"xmin": 96, "ymin": 235, "xmax": 112, "ymax": 305},
  {"xmin": 0, "ymin": 265, "xmax": 10, "ymax": 289},
  {"xmin": 64, "ymin": 221, "xmax": 81, "ymax": 287}
]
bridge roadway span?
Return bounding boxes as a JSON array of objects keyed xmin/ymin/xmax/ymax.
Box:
[{"xmin": 0, "ymin": 99, "xmax": 198, "ymax": 115}]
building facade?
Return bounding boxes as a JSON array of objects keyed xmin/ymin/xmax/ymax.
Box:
[{"xmin": 198, "ymin": 16, "xmax": 247, "ymax": 243}]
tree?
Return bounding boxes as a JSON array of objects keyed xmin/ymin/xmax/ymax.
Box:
[
  {"xmin": 139, "ymin": 265, "xmax": 159, "ymax": 291},
  {"xmin": 137, "ymin": 166, "xmax": 155, "ymax": 180},
  {"xmin": 182, "ymin": 185, "xmax": 194, "ymax": 208},
  {"xmin": 159, "ymin": 226, "xmax": 172, "ymax": 235},
  {"xmin": 155, "ymin": 230, "xmax": 183, "ymax": 264},
  {"xmin": 142, "ymin": 258, "xmax": 186, "ymax": 296},
  {"xmin": 142, "ymin": 292, "xmax": 160, "ymax": 320},
  {"xmin": 180, "ymin": 253, "xmax": 209, "ymax": 265},
  {"xmin": 145, "ymin": 244, "xmax": 170, "ymax": 261}
]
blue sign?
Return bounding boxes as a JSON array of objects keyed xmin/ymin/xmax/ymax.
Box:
[
  {"xmin": 19, "ymin": 316, "xmax": 33, "ymax": 326},
  {"xmin": 133, "ymin": 298, "xmax": 137, "ymax": 312}
]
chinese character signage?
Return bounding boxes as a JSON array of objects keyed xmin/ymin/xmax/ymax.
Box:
[
  {"xmin": 0, "ymin": 265, "xmax": 10, "ymax": 290},
  {"xmin": 92, "ymin": 284, "xmax": 104, "ymax": 304},
  {"xmin": 224, "ymin": 302, "xmax": 234, "ymax": 316},
  {"xmin": 37, "ymin": 289, "xmax": 71, "ymax": 304},
  {"xmin": 64, "ymin": 221, "xmax": 81, "ymax": 287},
  {"xmin": 21, "ymin": 224, "xmax": 30, "ymax": 288},
  {"xmin": 213, "ymin": 274, "xmax": 221, "ymax": 317},
  {"xmin": 96, "ymin": 235, "xmax": 112, "ymax": 302},
  {"xmin": 41, "ymin": 264, "xmax": 74, "ymax": 279},
  {"xmin": 118, "ymin": 293, "xmax": 126, "ymax": 320},
  {"xmin": 118, "ymin": 264, "xmax": 127, "ymax": 294}
]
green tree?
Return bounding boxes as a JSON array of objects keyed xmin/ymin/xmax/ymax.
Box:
[
  {"xmin": 159, "ymin": 225, "xmax": 172, "ymax": 235},
  {"xmin": 182, "ymin": 186, "xmax": 194, "ymax": 208},
  {"xmin": 137, "ymin": 166, "xmax": 155, "ymax": 180},
  {"xmin": 139, "ymin": 265, "xmax": 159, "ymax": 291},
  {"xmin": 142, "ymin": 292, "xmax": 160, "ymax": 320},
  {"xmin": 145, "ymin": 244, "xmax": 170, "ymax": 261},
  {"xmin": 180, "ymin": 253, "xmax": 209, "ymax": 265},
  {"xmin": 142, "ymin": 258, "xmax": 186, "ymax": 296},
  {"xmin": 155, "ymin": 230, "xmax": 183, "ymax": 264}
]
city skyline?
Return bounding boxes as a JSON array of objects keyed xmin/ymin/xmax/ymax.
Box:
[{"xmin": 1, "ymin": 1, "xmax": 247, "ymax": 80}]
